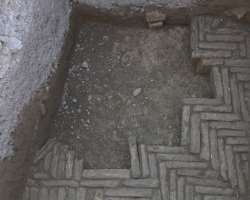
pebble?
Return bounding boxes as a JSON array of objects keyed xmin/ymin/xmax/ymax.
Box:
[{"xmin": 133, "ymin": 88, "xmax": 142, "ymax": 97}]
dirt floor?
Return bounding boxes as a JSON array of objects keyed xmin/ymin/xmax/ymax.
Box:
[{"xmin": 49, "ymin": 20, "xmax": 211, "ymax": 169}]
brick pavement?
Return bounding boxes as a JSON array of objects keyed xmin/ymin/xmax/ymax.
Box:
[{"xmin": 22, "ymin": 16, "xmax": 249, "ymax": 200}]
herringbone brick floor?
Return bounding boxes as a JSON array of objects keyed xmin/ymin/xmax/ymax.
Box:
[{"xmin": 22, "ymin": 16, "xmax": 249, "ymax": 200}]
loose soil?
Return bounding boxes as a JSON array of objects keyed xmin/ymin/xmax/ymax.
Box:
[{"xmin": 49, "ymin": 20, "xmax": 211, "ymax": 169}]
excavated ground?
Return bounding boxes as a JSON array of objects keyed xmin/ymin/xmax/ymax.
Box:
[{"xmin": 49, "ymin": 20, "xmax": 211, "ymax": 169}]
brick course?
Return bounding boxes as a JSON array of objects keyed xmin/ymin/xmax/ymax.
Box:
[{"xmin": 22, "ymin": 15, "xmax": 249, "ymax": 200}]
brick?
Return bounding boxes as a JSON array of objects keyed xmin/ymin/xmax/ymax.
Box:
[
  {"xmin": 170, "ymin": 170, "xmax": 177, "ymax": 200},
  {"xmin": 152, "ymin": 190, "xmax": 161, "ymax": 200},
  {"xmin": 233, "ymin": 145, "xmax": 250, "ymax": 152},
  {"xmin": 177, "ymin": 177, "xmax": 184, "ymax": 200},
  {"xmin": 241, "ymin": 153, "xmax": 248, "ymax": 161},
  {"xmin": 200, "ymin": 122, "xmax": 210, "ymax": 161},
  {"xmin": 211, "ymin": 67, "xmax": 223, "ymax": 98},
  {"xmin": 190, "ymin": 113, "xmax": 201, "ymax": 153},
  {"xmin": 76, "ymin": 187, "xmax": 87, "ymax": 200},
  {"xmin": 148, "ymin": 153, "xmax": 158, "ymax": 178},
  {"xmin": 201, "ymin": 113, "xmax": 240, "ymax": 121},
  {"xmin": 177, "ymin": 169, "xmax": 202, "ymax": 177},
  {"xmin": 183, "ymin": 98, "xmax": 222, "ymax": 105},
  {"xmin": 147, "ymin": 146, "xmax": 187, "ymax": 153},
  {"xmin": 58, "ymin": 188, "xmax": 66, "ymax": 200},
  {"xmin": 139, "ymin": 144, "xmax": 150, "ymax": 177},
  {"xmin": 239, "ymin": 83, "xmax": 250, "ymax": 121},
  {"xmin": 204, "ymin": 196, "xmax": 234, "ymax": 200},
  {"xmin": 243, "ymin": 161, "xmax": 249, "ymax": 181},
  {"xmin": 214, "ymin": 27, "xmax": 243, "ymax": 34},
  {"xmin": 225, "ymin": 145, "xmax": 237, "ymax": 187},
  {"xmin": 247, "ymin": 36, "xmax": 250, "ymax": 58},
  {"xmin": 65, "ymin": 150, "xmax": 74, "ymax": 179},
  {"xmin": 80, "ymin": 180, "xmax": 120, "ymax": 188},
  {"xmin": 187, "ymin": 177, "xmax": 228, "ymax": 187},
  {"xmin": 225, "ymin": 59, "xmax": 250, "ymax": 67},
  {"xmin": 199, "ymin": 58, "xmax": 224, "ymax": 67},
  {"xmin": 105, "ymin": 198, "xmax": 148, "ymax": 200},
  {"xmin": 74, "ymin": 158, "xmax": 83, "ymax": 181},
  {"xmin": 49, "ymin": 188, "xmax": 58, "ymax": 200},
  {"xmin": 94, "ymin": 189, "xmax": 103, "ymax": 200},
  {"xmin": 68, "ymin": 188, "xmax": 76, "ymax": 200},
  {"xmin": 39, "ymin": 187, "xmax": 49, "ymax": 200},
  {"xmin": 44, "ymin": 152, "xmax": 52, "ymax": 172},
  {"xmin": 217, "ymin": 130, "xmax": 246, "ymax": 137},
  {"xmin": 209, "ymin": 121, "xmax": 248, "ymax": 129},
  {"xmin": 195, "ymin": 194, "xmax": 202, "ymax": 200},
  {"xmin": 33, "ymin": 172, "xmax": 48, "ymax": 179},
  {"xmin": 226, "ymin": 137, "xmax": 249, "ymax": 145},
  {"xmin": 128, "ymin": 136, "xmax": 141, "ymax": 178},
  {"xmin": 165, "ymin": 161, "xmax": 208, "ymax": 169},
  {"xmin": 122, "ymin": 179, "xmax": 159, "ymax": 188},
  {"xmin": 198, "ymin": 16, "xmax": 207, "ymax": 41},
  {"xmin": 159, "ymin": 162, "xmax": 169, "ymax": 200},
  {"xmin": 191, "ymin": 17, "xmax": 199, "ymax": 51},
  {"xmin": 240, "ymin": 43, "xmax": 247, "ymax": 57},
  {"xmin": 105, "ymin": 188, "xmax": 152, "ymax": 197},
  {"xmin": 26, "ymin": 179, "xmax": 38, "ymax": 186},
  {"xmin": 157, "ymin": 154, "xmax": 198, "ymax": 162},
  {"xmin": 82, "ymin": 169, "xmax": 130, "ymax": 179},
  {"xmin": 181, "ymin": 105, "xmax": 190, "ymax": 145},
  {"xmin": 235, "ymin": 154, "xmax": 246, "ymax": 194},
  {"xmin": 34, "ymin": 138, "xmax": 56, "ymax": 164},
  {"xmin": 245, "ymin": 85, "xmax": 250, "ymax": 92},
  {"xmin": 210, "ymin": 128, "xmax": 219, "ymax": 171},
  {"xmin": 57, "ymin": 150, "xmax": 66, "ymax": 178},
  {"xmin": 22, "ymin": 187, "xmax": 29, "ymax": 200},
  {"xmin": 185, "ymin": 185, "xmax": 194, "ymax": 200},
  {"xmin": 206, "ymin": 34, "xmax": 244, "ymax": 42},
  {"xmin": 193, "ymin": 105, "xmax": 232, "ymax": 112},
  {"xmin": 231, "ymin": 67, "xmax": 250, "ymax": 73},
  {"xmin": 195, "ymin": 186, "xmax": 234, "ymax": 195},
  {"xmin": 51, "ymin": 144, "xmax": 59, "ymax": 178},
  {"xmin": 41, "ymin": 180, "xmax": 79, "ymax": 187},
  {"xmin": 192, "ymin": 50, "xmax": 231, "ymax": 58},
  {"xmin": 199, "ymin": 42, "xmax": 237, "ymax": 50},
  {"xmin": 237, "ymin": 73, "xmax": 250, "ymax": 81},
  {"xmin": 204, "ymin": 170, "xmax": 219, "ymax": 179},
  {"xmin": 218, "ymin": 138, "xmax": 228, "ymax": 180}
]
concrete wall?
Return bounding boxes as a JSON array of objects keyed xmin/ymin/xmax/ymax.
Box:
[{"xmin": 0, "ymin": 0, "xmax": 72, "ymax": 199}]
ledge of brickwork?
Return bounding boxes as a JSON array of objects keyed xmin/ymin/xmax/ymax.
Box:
[{"xmin": 22, "ymin": 15, "xmax": 250, "ymax": 200}]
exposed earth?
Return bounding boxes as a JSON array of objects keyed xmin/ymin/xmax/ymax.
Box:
[{"xmin": 49, "ymin": 21, "xmax": 211, "ymax": 169}]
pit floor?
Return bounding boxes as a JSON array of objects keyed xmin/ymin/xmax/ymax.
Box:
[{"xmin": 49, "ymin": 21, "xmax": 211, "ymax": 169}]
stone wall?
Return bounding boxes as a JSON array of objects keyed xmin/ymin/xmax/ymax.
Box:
[
  {"xmin": 77, "ymin": 0, "xmax": 250, "ymax": 24},
  {"xmin": 0, "ymin": 0, "xmax": 73, "ymax": 199}
]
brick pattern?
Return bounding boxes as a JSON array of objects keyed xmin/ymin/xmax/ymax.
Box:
[{"xmin": 23, "ymin": 16, "xmax": 249, "ymax": 200}]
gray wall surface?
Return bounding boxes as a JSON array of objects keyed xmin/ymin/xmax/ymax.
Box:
[{"xmin": 0, "ymin": 0, "xmax": 71, "ymax": 159}]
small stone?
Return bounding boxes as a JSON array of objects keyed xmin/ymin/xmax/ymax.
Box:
[
  {"xmin": 145, "ymin": 10, "xmax": 166, "ymax": 23},
  {"xmin": 82, "ymin": 61, "xmax": 90, "ymax": 71},
  {"xmin": 149, "ymin": 21, "xmax": 164, "ymax": 29},
  {"xmin": 133, "ymin": 88, "xmax": 142, "ymax": 96},
  {"xmin": 0, "ymin": 36, "xmax": 23, "ymax": 52},
  {"xmin": 224, "ymin": 7, "xmax": 250, "ymax": 19},
  {"xmin": 0, "ymin": 41, "xmax": 3, "ymax": 50}
]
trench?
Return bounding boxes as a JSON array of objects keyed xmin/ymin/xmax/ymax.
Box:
[{"xmin": 45, "ymin": 14, "xmax": 211, "ymax": 169}]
